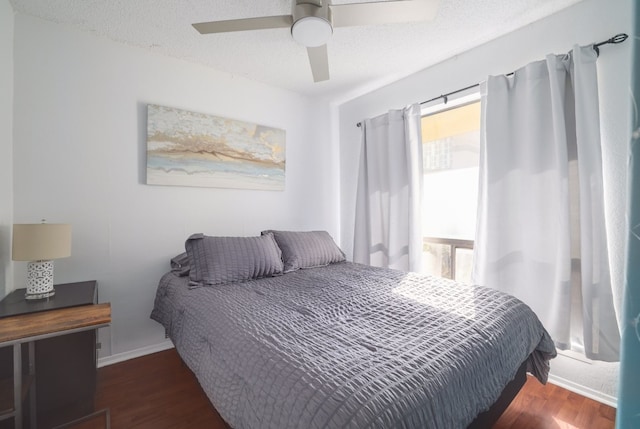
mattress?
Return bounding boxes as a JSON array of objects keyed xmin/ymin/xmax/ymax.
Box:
[{"xmin": 151, "ymin": 261, "xmax": 556, "ymax": 429}]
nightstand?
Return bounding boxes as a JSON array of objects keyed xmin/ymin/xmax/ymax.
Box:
[{"xmin": 0, "ymin": 281, "xmax": 111, "ymax": 429}]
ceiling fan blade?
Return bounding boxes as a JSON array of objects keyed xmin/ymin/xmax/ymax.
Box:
[
  {"xmin": 307, "ymin": 45, "xmax": 330, "ymax": 82},
  {"xmin": 330, "ymin": 0, "xmax": 439, "ymax": 28},
  {"xmin": 193, "ymin": 15, "xmax": 293, "ymax": 34}
]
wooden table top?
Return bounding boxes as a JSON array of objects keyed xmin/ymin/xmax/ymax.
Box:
[{"xmin": 0, "ymin": 302, "xmax": 111, "ymax": 344}]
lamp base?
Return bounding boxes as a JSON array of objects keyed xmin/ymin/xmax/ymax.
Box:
[{"xmin": 25, "ymin": 260, "xmax": 56, "ymax": 300}]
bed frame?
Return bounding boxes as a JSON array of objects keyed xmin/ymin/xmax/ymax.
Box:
[{"xmin": 467, "ymin": 360, "xmax": 527, "ymax": 428}]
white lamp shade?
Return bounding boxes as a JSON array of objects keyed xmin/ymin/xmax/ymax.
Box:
[
  {"xmin": 12, "ymin": 223, "xmax": 72, "ymax": 261},
  {"xmin": 291, "ymin": 16, "xmax": 333, "ymax": 47}
]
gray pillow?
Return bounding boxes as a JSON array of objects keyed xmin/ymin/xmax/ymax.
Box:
[
  {"xmin": 262, "ymin": 230, "xmax": 345, "ymax": 273},
  {"xmin": 186, "ymin": 233, "xmax": 284, "ymax": 287},
  {"xmin": 170, "ymin": 252, "xmax": 190, "ymax": 277}
]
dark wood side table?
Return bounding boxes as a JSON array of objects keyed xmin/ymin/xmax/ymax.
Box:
[{"xmin": 0, "ymin": 281, "xmax": 111, "ymax": 429}]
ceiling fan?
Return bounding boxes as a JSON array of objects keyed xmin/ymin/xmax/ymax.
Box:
[{"xmin": 192, "ymin": 0, "xmax": 439, "ymax": 83}]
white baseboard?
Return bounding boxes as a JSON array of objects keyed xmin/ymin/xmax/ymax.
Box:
[
  {"xmin": 547, "ymin": 374, "xmax": 618, "ymax": 408},
  {"xmin": 97, "ymin": 339, "xmax": 175, "ymax": 368}
]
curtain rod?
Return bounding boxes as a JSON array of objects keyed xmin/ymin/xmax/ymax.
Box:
[{"xmin": 356, "ymin": 33, "xmax": 629, "ymax": 128}]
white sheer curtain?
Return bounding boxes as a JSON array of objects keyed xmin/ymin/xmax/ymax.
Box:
[
  {"xmin": 473, "ymin": 46, "xmax": 619, "ymax": 361},
  {"xmin": 353, "ymin": 104, "xmax": 423, "ymax": 272}
]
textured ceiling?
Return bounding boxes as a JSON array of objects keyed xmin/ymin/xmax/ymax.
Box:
[{"xmin": 9, "ymin": 0, "xmax": 584, "ymax": 100}]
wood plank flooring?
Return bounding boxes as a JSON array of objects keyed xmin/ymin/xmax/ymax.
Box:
[
  {"xmin": 93, "ymin": 349, "xmax": 227, "ymax": 429},
  {"xmin": 493, "ymin": 377, "xmax": 616, "ymax": 429},
  {"xmin": 82, "ymin": 349, "xmax": 615, "ymax": 429}
]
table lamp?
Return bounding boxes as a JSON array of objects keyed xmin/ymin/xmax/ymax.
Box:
[{"xmin": 12, "ymin": 221, "xmax": 72, "ymax": 300}]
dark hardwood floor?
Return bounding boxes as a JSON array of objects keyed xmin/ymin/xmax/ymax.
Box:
[
  {"xmin": 79, "ymin": 349, "xmax": 615, "ymax": 429},
  {"xmin": 92, "ymin": 349, "xmax": 227, "ymax": 429},
  {"xmin": 493, "ymin": 376, "xmax": 615, "ymax": 429}
]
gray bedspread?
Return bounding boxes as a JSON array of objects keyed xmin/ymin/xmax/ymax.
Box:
[{"xmin": 151, "ymin": 262, "xmax": 556, "ymax": 429}]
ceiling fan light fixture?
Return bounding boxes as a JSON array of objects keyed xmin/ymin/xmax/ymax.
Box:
[
  {"xmin": 193, "ymin": 0, "xmax": 441, "ymax": 83},
  {"xmin": 291, "ymin": 16, "xmax": 333, "ymax": 47}
]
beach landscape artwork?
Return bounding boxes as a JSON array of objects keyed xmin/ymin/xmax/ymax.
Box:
[{"xmin": 146, "ymin": 104, "xmax": 286, "ymax": 190}]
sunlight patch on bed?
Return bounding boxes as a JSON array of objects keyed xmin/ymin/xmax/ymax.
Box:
[{"xmin": 392, "ymin": 280, "xmax": 477, "ymax": 319}]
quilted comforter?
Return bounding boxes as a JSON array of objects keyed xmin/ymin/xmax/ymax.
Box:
[{"xmin": 151, "ymin": 262, "xmax": 556, "ymax": 429}]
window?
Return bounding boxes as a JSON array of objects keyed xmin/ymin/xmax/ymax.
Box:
[{"xmin": 421, "ymin": 95, "xmax": 481, "ymax": 284}]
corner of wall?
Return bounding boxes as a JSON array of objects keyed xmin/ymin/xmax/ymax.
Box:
[{"xmin": 0, "ymin": 0, "xmax": 15, "ymax": 298}]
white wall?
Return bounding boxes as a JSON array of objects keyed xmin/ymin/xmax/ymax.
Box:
[
  {"xmin": 337, "ymin": 0, "xmax": 631, "ymax": 402},
  {"xmin": 8, "ymin": 0, "xmax": 629, "ymax": 404},
  {"xmin": 0, "ymin": 0, "xmax": 14, "ymax": 298},
  {"xmin": 12, "ymin": 13, "xmax": 337, "ymax": 358}
]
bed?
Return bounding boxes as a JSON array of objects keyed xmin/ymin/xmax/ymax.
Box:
[{"xmin": 151, "ymin": 231, "xmax": 556, "ymax": 429}]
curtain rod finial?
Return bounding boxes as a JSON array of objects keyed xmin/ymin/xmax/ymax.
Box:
[{"xmin": 612, "ymin": 33, "xmax": 629, "ymax": 44}]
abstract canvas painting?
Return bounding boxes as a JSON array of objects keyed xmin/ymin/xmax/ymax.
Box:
[{"xmin": 146, "ymin": 104, "xmax": 286, "ymax": 190}]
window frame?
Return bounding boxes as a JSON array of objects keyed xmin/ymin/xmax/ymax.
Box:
[{"xmin": 420, "ymin": 90, "xmax": 481, "ymax": 283}]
